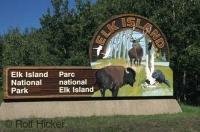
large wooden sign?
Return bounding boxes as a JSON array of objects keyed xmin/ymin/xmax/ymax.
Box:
[{"xmin": 3, "ymin": 14, "xmax": 173, "ymax": 101}]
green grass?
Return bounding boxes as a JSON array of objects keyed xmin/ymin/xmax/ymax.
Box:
[{"xmin": 0, "ymin": 104, "xmax": 199, "ymax": 132}]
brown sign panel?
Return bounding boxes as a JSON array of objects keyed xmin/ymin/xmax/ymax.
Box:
[{"xmin": 4, "ymin": 67, "xmax": 98, "ymax": 100}]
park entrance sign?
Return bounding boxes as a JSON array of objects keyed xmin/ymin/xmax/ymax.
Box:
[
  {"xmin": 3, "ymin": 14, "xmax": 173, "ymax": 101},
  {"xmin": 90, "ymin": 14, "xmax": 173, "ymax": 97}
]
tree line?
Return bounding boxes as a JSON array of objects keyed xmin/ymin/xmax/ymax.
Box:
[{"xmin": 0, "ymin": 0, "xmax": 200, "ymax": 105}]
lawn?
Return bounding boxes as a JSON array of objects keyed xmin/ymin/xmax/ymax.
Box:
[{"xmin": 0, "ymin": 104, "xmax": 199, "ymax": 132}]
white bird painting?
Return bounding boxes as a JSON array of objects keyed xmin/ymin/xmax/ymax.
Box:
[{"xmin": 93, "ymin": 45, "xmax": 103, "ymax": 56}]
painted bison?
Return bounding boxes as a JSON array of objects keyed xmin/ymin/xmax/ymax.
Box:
[
  {"xmin": 152, "ymin": 70, "xmax": 170, "ymax": 87},
  {"xmin": 95, "ymin": 66, "xmax": 136, "ymax": 97},
  {"xmin": 128, "ymin": 44, "xmax": 143, "ymax": 66}
]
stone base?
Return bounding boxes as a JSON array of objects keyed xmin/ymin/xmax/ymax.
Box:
[{"xmin": 0, "ymin": 99, "xmax": 181, "ymax": 120}]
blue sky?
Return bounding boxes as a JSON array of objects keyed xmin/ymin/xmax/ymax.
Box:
[{"xmin": 0, "ymin": 0, "xmax": 77, "ymax": 35}]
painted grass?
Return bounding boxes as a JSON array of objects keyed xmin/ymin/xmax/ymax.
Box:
[
  {"xmin": 91, "ymin": 58, "xmax": 128, "ymax": 69},
  {"xmin": 0, "ymin": 104, "xmax": 199, "ymax": 132},
  {"xmin": 92, "ymin": 58, "xmax": 173, "ymax": 97}
]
